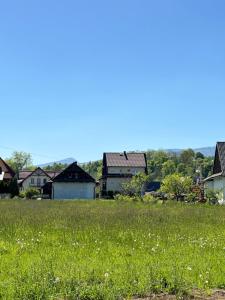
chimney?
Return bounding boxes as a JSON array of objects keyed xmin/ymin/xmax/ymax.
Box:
[{"xmin": 124, "ymin": 151, "xmax": 128, "ymax": 160}]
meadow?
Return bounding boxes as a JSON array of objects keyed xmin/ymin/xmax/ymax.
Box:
[{"xmin": 0, "ymin": 200, "xmax": 224, "ymax": 299}]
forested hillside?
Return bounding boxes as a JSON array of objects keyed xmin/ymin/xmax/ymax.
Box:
[{"xmin": 81, "ymin": 149, "xmax": 214, "ymax": 181}]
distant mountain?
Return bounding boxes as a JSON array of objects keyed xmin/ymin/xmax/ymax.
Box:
[
  {"xmin": 37, "ymin": 157, "xmax": 76, "ymax": 167},
  {"xmin": 166, "ymin": 147, "xmax": 215, "ymax": 157},
  {"xmin": 36, "ymin": 147, "xmax": 215, "ymax": 167}
]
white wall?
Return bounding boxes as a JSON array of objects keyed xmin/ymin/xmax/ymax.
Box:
[
  {"xmin": 205, "ymin": 177, "xmax": 225, "ymax": 200},
  {"xmin": 52, "ymin": 182, "xmax": 95, "ymax": 200},
  {"xmin": 108, "ymin": 167, "xmax": 146, "ymax": 175},
  {"xmin": 22, "ymin": 175, "xmax": 49, "ymax": 190},
  {"xmin": 106, "ymin": 177, "xmax": 131, "ymax": 192}
]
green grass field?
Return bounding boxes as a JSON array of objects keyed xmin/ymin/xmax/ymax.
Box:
[{"xmin": 0, "ymin": 200, "xmax": 224, "ymax": 299}]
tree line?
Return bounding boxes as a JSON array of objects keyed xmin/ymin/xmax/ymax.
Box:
[{"xmin": 4, "ymin": 149, "xmax": 214, "ymax": 181}]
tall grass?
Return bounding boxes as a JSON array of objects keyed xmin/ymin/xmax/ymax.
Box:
[{"xmin": 0, "ymin": 200, "xmax": 224, "ymax": 299}]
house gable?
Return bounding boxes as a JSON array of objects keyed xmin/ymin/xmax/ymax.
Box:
[
  {"xmin": 213, "ymin": 146, "xmax": 222, "ymax": 174},
  {"xmin": 20, "ymin": 167, "xmax": 52, "ymax": 184},
  {"xmin": 53, "ymin": 162, "xmax": 95, "ymax": 183},
  {"xmin": 0, "ymin": 158, "xmax": 16, "ymax": 180},
  {"xmin": 213, "ymin": 142, "xmax": 225, "ymax": 175}
]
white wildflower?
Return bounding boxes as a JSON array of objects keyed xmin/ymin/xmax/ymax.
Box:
[{"xmin": 54, "ymin": 277, "xmax": 60, "ymax": 284}]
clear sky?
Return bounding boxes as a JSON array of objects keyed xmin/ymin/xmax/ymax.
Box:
[{"xmin": 1, "ymin": 0, "xmax": 225, "ymax": 164}]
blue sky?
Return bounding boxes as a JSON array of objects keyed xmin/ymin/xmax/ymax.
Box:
[{"xmin": 1, "ymin": 0, "xmax": 225, "ymax": 164}]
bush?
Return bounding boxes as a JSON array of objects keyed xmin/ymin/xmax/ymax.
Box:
[
  {"xmin": 24, "ymin": 188, "xmax": 40, "ymax": 199},
  {"xmin": 19, "ymin": 191, "xmax": 26, "ymax": 198},
  {"xmin": 185, "ymin": 192, "xmax": 199, "ymax": 203},
  {"xmin": 143, "ymin": 194, "xmax": 159, "ymax": 204},
  {"xmin": 205, "ymin": 189, "xmax": 221, "ymax": 205},
  {"xmin": 114, "ymin": 194, "xmax": 140, "ymax": 202},
  {"xmin": 161, "ymin": 174, "xmax": 193, "ymax": 201}
]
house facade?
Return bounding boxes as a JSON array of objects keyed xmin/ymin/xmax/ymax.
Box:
[
  {"xmin": 100, "ymin": 151, "xmax": 148, "ymax": 196},
  {"xmin": 19, "ymin": 167, "xmax": 60, "ymax": 192},
  {"xmin": 204, "ymin": 142, "xmax": 225, "ymax": 201},
  {"xmin": 51, "ymin": 162, "xmax": 96, "ymax": 200}
]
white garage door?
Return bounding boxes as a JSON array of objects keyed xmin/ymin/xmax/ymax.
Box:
[{"xmin": 53, "ymin": 182, "xmax": 95, "ymax": 200}]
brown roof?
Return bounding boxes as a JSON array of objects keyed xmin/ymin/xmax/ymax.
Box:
[
  {"xmin": 104, "ymin": 152, "xmax": 147, "ymax": 167},
  {"xmin": 19, "ymin": 169, "xmax": 61, "ymax": 181},
  {"xmin": 0, "ymin": 158, "xmax": 16, "ymax": 180},
  {"xmin": 19, "ymin": 171, "xmax": 33, "ymax": 180},
  {"xmin": 46, "ymin": 171, "xmax": 61, "ymax": 179}
]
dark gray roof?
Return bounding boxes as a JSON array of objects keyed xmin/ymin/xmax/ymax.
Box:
[
  {"xmin": 213, "ymin": 142, "xmax": 225, "ymax": 175},
  {"xmin": 104, "ymin": 152, "xmax": 147, "ymax": 168},
  {"xmin": 53, "ymin": 162, "xmax": 95, "ymax": 183}
]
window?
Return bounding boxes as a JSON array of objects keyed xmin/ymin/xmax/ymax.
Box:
[
  {"xmin": 43, "ymin": 178, "xmax": 47, "ymax": 184},
  {"xmin": 0, "ymin": 167, "xmax": 2, "ymax": 174},
  {"xmin": 31, "ymin": 178, "xmax": 35, "ymax": 184},
  {"xmin": 37, "ymin": 178, "xmax": 41, "ymax": 186}
]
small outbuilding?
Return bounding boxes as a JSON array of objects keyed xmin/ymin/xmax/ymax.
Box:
[{"xmin": 51, "ymin": 162, "xmax": 96, "ymax": 200}]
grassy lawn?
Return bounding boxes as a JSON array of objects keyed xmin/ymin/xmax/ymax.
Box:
[{"xmin": 0, "ymin": 200, "xmax": 224, "ymax": 299}]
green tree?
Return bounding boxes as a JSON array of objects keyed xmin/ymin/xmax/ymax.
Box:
[
  {"xmin": 44, "ymin": 163, "xmax": 68, "ymax": 171},
  {"xmin": 179, "ymin": 149, "xmax": 195, "ymax": 165},
  {"xmin": 161, "ymin": 173, "xmax": 193, "ymax": 201},
  {"xmin": 122, "ymin": 173, "xmax": 150, "ymax": 197},
  {"xmin": 195, "ymin": 152, "xmax": 205, "ymax": 159},
  {"xmin": 8, "ymin": 177, "xmax": 19, "ymax": 197},
  {"xmin": 162, "ymin": 160, "xmax": 176, "ymax": 178},
  {"xmin": 146, "ymin": 150, "xmax": 171, "ymax": 180},
  {"xmin": 81, "ymin": 160, "xmax": 103, "ymax": 180},
  {"xmin": 6, "ymin": 151, "xmax": 33, "ymax": 176}
]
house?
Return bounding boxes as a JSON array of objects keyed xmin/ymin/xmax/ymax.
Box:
[
  {"xmin": 18, "ymin": 167, "xmax": 60, "ymax": 192},
  {"xmin": 0, "ymin": 157, "xmax": 16, "ymax": 182},
  {"xmin": 0, "ymin": 157, "xmax": 16, "ymax": 198},
  {"xmin": 100, "ymin": 151, "xmax": 148, "ymax": 196},
  {"xmin": 204, "ymin": 142, "xmax": 225, "ymax": 201},
  {"xmin": 50, "ymin": 162, "xmax": 96, "ymax": 200}
]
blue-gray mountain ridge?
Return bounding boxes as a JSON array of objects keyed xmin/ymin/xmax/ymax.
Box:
[{"xmin": 37, "ymin": 147, "xmax": 215, "ymax": 167}]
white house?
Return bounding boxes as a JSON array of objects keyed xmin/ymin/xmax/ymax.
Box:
[
  {"xmin": 204, "ymin": 142, "xmax": 225, "ymax": 202},
  {"xmin": 100, "ymin": 151, "xmax": 148, "ymax": 196},
  {"xmin": 19, "ymin": 167, "xmax": 60, "ymax": 192},
  {"xmin": 51, "ymin": 162, "xmax": 96, "ymax": 200}
]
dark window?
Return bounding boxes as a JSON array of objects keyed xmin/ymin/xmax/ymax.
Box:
[{"xmin": 43, "ymin": 178, "xmax": 47, "ymax": 184}]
